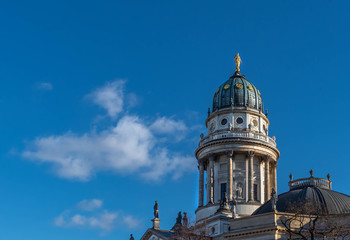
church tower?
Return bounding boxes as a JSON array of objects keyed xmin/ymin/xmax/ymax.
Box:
[{"xmin": 195, "ymin": 54, "xmax": 280, "ymax": 233}]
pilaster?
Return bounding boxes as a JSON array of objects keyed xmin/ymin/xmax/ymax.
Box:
[
  {"xmin": 208, "ymin": 154, "xmax": 215, "ymax": 204},
  {"xmin": 227, "ymin": 151, "xmax": 234, "ymax": 201},
  {"xmin": 264, "ymin": 155, "xmax": 271, "ymax": 202},
  {"xmin": 247, "ymin": 151, "xmax": 255, "ymax": 202},
  {"xmin": 198, "ymin": 160, "xmax": 204, "ymax": 207}
]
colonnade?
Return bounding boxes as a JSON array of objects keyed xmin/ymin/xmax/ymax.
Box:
[{"xmin": 198, "ymin": 152, "xmax": 277, "ymax": 207}]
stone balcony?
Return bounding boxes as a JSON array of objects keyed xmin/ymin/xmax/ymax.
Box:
[{"xmin": 198, "ymin": 130, "xmax": 277, "ymax": 147}]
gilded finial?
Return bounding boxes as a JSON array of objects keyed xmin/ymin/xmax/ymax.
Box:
[{"xmin": 234, "ymin": 53, "xmax": 242, "ymax": 72}]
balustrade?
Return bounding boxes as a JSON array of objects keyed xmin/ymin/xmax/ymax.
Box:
[
  {"xmin": 288, "ymin": 177, "xmax": 332, "ymax": 190},
  {"xmin": 198, "ymin": 131, "xmax": 277, "ymax": 147}
]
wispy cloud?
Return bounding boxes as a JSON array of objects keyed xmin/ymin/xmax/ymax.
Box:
[
  {"xmin": 77, "ymin": 199, "xmax": 103, "ymax": 211},
  {"xmin": 150, "ymin": 117, "xmax": 187, "ymax": 134},
  {"xmin": 55, "ymin": 210, "xmax": 118, "ymax": 231},
  {"xmin": 88, "ymin": 80, "xmax": 125, "ymax": 118},
  {"xmin": 123, "ymin": 215, "xmax": 141, "ymax": 229},
  {"xmin": 22, "ymin": 80, "xmax": 196, "ymax": 181},
  {"xmin": 54, "ymin": 199, "xmax": 140, "ymax": 232},
  {"xmin": 37, "ymin": 82, "xmax": 53, "ymax": 91}
]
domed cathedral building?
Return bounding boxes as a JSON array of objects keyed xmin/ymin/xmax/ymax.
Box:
[
  {"xmin": 139, "ymin": 54, "xmax": 350, "ymax": 240},
  {"xmin": 195, "ymin": 53, "xmax": 279, "ymax": 218}
]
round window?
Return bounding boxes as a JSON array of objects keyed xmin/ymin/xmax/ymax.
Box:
[
  {"xmin": 221, "ymin": 118, "xmax": 227, "ymax": 125},
  {"xmin": 236, "ymin": 117, "xmax": 243, "ymax": 124}
]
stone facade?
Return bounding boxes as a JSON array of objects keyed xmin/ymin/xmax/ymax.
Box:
[{"xmin": 138, "ymin": 57, "xmax": 350, "ymax": 240}]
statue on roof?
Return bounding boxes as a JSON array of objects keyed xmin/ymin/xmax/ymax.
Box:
[
  {"xmin": 176, "ymin": 211, "xmax": 182, "ymax": 224},
  {"xmin": 183, "ymin": 212, "xmax": 188, "ymax": 228},
  {"xmin": 271, "ymin": 188, "xmax": 278, "ymax": 212},
  {"xmin": 154, "ymin": 200, "xmax": 159, "ymax": 219},
  {"xmin": 234, "ymin": 53, "xmax": 242, "ymax": 72},
  {"xmin": 230, "ymin": 197, "xmax": 237, "ymax": 218}
]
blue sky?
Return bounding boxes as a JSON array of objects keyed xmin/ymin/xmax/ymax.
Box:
[{"xmin": 1, "ymin": 0, "xmax": 350, "ymax": 239}]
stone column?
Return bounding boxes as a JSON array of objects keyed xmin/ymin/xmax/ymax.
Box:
[
  {"xmin": 248, "ymin": 151, "xmax": 255, "ymax": 202},
  {"xmin": 264, "ymin": 155, "xmax": 270, "ymax": 202},
  {"xmin": 198, "ymin": 160, "xmax": 204, "ymax": 207},
  {"xmin": 208, "ymin": 154, "xmax": 215, "ymax": 204},
  {"xmin": 227, "ymin": 151, "xmax": 234, "ymax": 201},
  {"xmin": 273, "ymin": 161, "xmax": 278, "ymax": 194}
]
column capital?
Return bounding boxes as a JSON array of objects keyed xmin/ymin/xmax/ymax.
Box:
[
  {"xmin": 226, "ymin": 151, "xmax": 234, "ymax": 158},
  {"xmin": 247, "ymin": 151, "xmax": 255, "ymax": 158},
  {"xmin": 270, "ymin": 161, "xmax": 278, "ymax": 168},
  {"xmin": 198, "ymin": 160, "xmax": 204, "ymax": 170},
  {"xmin": 263, "ymin": 154, "xmax": 271, "ymax": 161},
  {"xmin": 208, "ymin": 153, "xmax": 215, "ymax": 161}
]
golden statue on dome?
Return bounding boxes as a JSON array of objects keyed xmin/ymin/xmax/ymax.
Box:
[{"xmin": 234, "ymin": 53, "xmax": 242, "ymax": 72}]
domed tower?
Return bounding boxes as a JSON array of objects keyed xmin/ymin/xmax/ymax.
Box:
[{"xmin": 195, "ymin": 54, "xmax": 280, "ymax": 229}]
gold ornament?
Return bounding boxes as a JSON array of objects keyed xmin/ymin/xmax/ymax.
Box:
[
  {"xmin": 236, "ymin": 83, "xmax": 243, "ymax": 89},
  {"xmin": 224, "ymin": 84, "xmax": 230, "ymax": 90},
  {"xmin": 234, "ymin": 53, "xmax": 242, "ymax": 72},
  {"xmin": 216, "ymin": 88, "xmax": 220, "ymax": 94},
  {"xmin": 258, "ymin": 90, "xmax": 261, "ymax": 95},
  {"xmin": 248, "ymin": 85, "xmax": 254, "ymax": 91}
]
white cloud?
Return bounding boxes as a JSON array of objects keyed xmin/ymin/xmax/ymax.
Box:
[
  {"xmin": 54, "ymin": 215, "xmax": 65, "ymax": 226},
  {"xmin": 89, "ymin": 80, "xmax": 125, "ymax": 118},
  {"xmin": 23, "ymin": 81, "xmax": 196, "ymax": 181},
  {"xmin": 37, "ymin": 82, "xmax": 53, "ymax": 91},
  {"xmin": 71, "ymin": 214, "xmax": 86, "ymax": 225},
  {"xmin": 23, "ymin": 115, "xmax": 195, "ymax": 181},
  {"xmin": 55, "ymin": 211, "xmax": 118, "ymax": 231},
  {"xmin": 89, "ymin": 211, "xmax": 118, "ymax": 230},
  {"xmin": 54, "ymin": 199, "xmax": 140, "ymax": 232},
  {"xmin": 150, "ymin": 117, "xmax": 187, "ymax": 134},
  {"xmin": 77, "ymin": 199, "xmax": 103, "ymax": 211},
  {"xmin": 123, "ymin": 215, "xmax": 141, "ymax": 229}
]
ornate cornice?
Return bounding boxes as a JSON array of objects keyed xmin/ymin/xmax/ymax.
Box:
[{"xmin": 195, "ymin": 137, "xmax": 280, "ymax": 159}]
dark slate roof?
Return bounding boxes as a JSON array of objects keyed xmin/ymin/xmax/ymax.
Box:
[
  {"xmin": 151, "ymin": 229, "xmax": 175, "ymax": 239},
  {"xmin": 253, "ymin": 186, "xmax": 350, "ymax": 215},
  {"xmin": 212, "ymin": 71, "xmax": 263, "ymax": 112}
]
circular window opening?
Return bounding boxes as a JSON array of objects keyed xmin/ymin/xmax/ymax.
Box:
[
  {"xmin": 252, "ymin": 119, "xmax": 258, "ymax": 127},
  {"xmin": 221, "ymin": 118, "xmax": 227, "ymax": 125},
  {"xmin": 236, "ymin": 117, "xmax": 243, "ymax": 124}
]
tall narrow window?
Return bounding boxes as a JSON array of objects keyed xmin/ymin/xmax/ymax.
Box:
[
  {"xmin": 221, "ymin": 183, "xmax": 227, "ymax": 201},
  {"xmin": 254, "ymin": 184, "xmax": 258, "ymax": 201}
]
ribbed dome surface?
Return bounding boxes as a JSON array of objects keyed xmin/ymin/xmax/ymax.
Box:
[
  {"xmin": 252, "ymin": 186, "xmax": 350, "ymax": 215},
  {"xmin": 212, "ymin": 72, "xmax": 263, "ymax": 112}
]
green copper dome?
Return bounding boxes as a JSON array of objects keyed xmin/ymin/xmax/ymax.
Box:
[{"xmin": 212, "ymin": 72, "xmax": 263, "ymax": 112}]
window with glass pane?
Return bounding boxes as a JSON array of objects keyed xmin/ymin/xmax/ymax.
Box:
[{"xmin": 221, "ymin": 183, "xmax": 227, "ymax": 201}]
